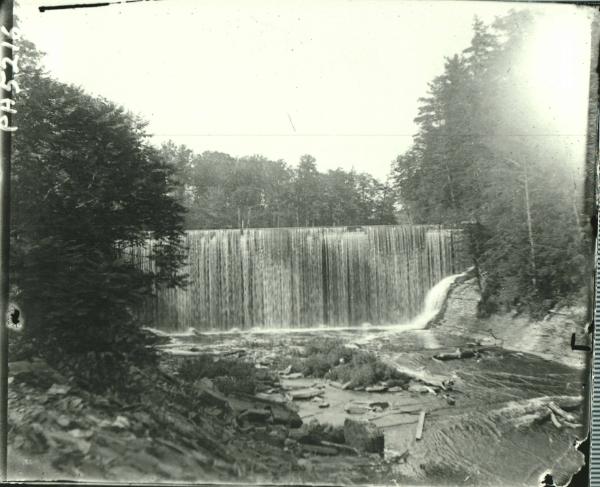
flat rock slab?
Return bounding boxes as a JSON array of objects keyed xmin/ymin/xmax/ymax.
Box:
[
  {"xmin": 407, "ymin": 383, "xmax": 437, "ymax": 394},
  {"xmin": 289, "ymin": 388, "xmax": 324, "ymax": 400},
  {"xmin": 282, "ymin": 373, "xmax": 304, "ymax": 380},
  {"xmin": 344, "ymin": 404, "xmax": 371, "ymax": 415},
  {"xmin": 365, "ymin": 385, "xmax": 388, "ymax": 393}
]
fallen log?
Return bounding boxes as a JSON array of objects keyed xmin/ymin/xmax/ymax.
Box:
[
  {"xmin": 384, "ymin": 361, "xmax": 446, "ymax": 389},
  {"xmin": 433, "ymin": 348, "xmax": 483, "ymax": 361},
  {"xmin": 513, "ymin": 410, "xmax": 551, "ymax": 428},
  {"xmin": 288, "ymin": 388, "xmax": 324, "ymax": 400},
  {"xmin": 492, "ymin": 395, "xmax": 582, "ymax": 429},
  {"xmin": 549, "ymin": 411, "xmax": 562, "ymax": 429},
  {"xmin": 320, "ymin": 440, "xmax": 360, "ymax": 455},
  {"xmin": 547, "ymin": 401, "xmax": 576, "ymax": 423},
  {"xmin": 301, "ymin": 443, "xmax": 339, "ymax": 456},
  {"xmin": 492, "ymin": 395, "xmax": 583, "ymax": 420},
  {"xmin": 376, "ymin": 418, "xmax": 419, "ymax": 429}
]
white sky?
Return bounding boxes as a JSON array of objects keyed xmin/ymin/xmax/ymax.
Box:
[{"xmin": 16, "ymin": 0, "xmax": 595, "ymax": 181}]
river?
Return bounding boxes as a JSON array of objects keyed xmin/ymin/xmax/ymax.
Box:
[{"xmin": 157, "ymin": 313, "xmax": 587, "ymax": 486}]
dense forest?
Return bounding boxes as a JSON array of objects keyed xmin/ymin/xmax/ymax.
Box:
[
  {"xmin": 159, "ymin": 145, "xmax": 397, "ymax": 230},
  {"xmin": 391, "ymin": 12, "xmax": 592, "ymax": 315}
]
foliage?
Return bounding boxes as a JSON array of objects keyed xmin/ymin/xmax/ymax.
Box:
[
  {"xmin": 277, "ymin": 337, "xmax": 409, "ymax": 388},
  {"xmin": 391, "ymin": 12, "xmax": 590, "ymax": 315},
  {"xmin": 300, "ymin": 338, "xmax": 355, "ymax": 377},
  {"xmin": 326, "ymin": 351, "xmax": 409, "ymax": 388},
  {"xmin": 176, "ymin": 355, "xmax": 270, "ymax": 395},
  {"xmin": 10, "ymin": 40, "xmax": 186, "ymax": 376},
  {"xmin": 159, "ymin": 143, "xmax": 397, "ymax": 230}
]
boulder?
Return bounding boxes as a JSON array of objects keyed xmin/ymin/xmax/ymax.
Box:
[
  {"xmin": 344, "ymin": 403, "xmax": 371, "ymax": 415},
  {"xmin": 288, "ymin": 421, "xmax": 327, "ymax": 445},
  {"xmin": 198, "ymin": 377, "xmax": 215, "ymax": 390},
  {"xmin": 228, "ymin": 393, "xmax": 302, "ymax": 428},
  {"xmin": 270, "ymin": 404, "xmax": 302, "ymax": 428},
  {"xmin": 284, "ymin": 438, "xmax": 298, "ymax": 449},
  {"xmin": 196, "ymin": 383, "xmax": 230, "ymax": 410},
  {"xmin": 254, "ymin": 392, "xmax": 287, "ymax": 403},
  {"xmin": 288, "ymin": 424, "xmax": 315, "ymax": 443},
  {"xmin": 237, "ymin": 408, "xmax": 272, "ymax": 424},
  {"xmin": 368, "ymin": 401, "xmax": 389, "ymax": 409},
  {"xmin": 112, "ymin": 415, "xmax": 130, "ymax": 429},
  {"xmin": 343, "ymin": 419, "xmax": 384, "ymax": 455},
  {"xmin": 48, "ymin": 384, "xmax": 71, "ymax": 395}
]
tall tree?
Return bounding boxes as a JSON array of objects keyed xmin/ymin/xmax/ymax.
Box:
[
  {"xmin": 391, "ymin": 11, "xmax": 588, "ymax": 315},
  {"xmin": 11, "ymin": 41, "xmax": 186, "ymax": 382}
]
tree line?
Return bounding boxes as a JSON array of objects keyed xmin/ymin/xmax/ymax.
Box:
[
  {"xmin": 10, "ymin": 40, "xmax": 186, "ymax": 386},
  {"xmin": 159, "ymin": 144, "xmax": 397, "ymax": 230},
  {"xmin": 391, "ymin": 11, "xmax": 592, "ymax": 315}
]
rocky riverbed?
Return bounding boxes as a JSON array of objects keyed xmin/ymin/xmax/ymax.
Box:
[{"xmin": 8, "ymin": 278, "xmax": 589, "ymax": 485}]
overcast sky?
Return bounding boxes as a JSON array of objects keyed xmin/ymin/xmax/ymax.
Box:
[{"xmin": 16, "ymin": 0, "xmax": 594, "ymax": 181}]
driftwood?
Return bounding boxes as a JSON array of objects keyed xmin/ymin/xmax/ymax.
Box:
[
  {"xmin": 385, "ymin": 361, "xmax": 446, "ymax": 389},
  {"xmin": 492, "ymin": 396, "xmax": 582, "ymax": 429},
  {"xmin": 433, "ymin": 348, "xmax": 484, "ymax": 361},
  {"xmin": 547, "ymin": 401, "xmax": 576, "ymax": 423},
  {"xmin": 320, "ymin": 440, "xmax": 360, "ymax": 455},
  {"xmin": 415, "ymin": 411, "xmax": 426, "ymax": 440},
  {"xmin": 493, "ymin": 395, "xmax": 582, "ymax": 419},
  {"xmin": 549, "ymin": 411, "xmax": 562, "ymax": 429},
  {"xmin": 513, "ymin": 410, "xmax": 550, "ymax": 428},
  {"xmin": 377, "ymin": 418, "xmax": 419, "ymax": 429}
]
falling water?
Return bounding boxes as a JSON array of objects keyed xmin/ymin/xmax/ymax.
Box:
[{"xmin": 134, "ymin": 225, "xmax": 467, "ymax": 332}]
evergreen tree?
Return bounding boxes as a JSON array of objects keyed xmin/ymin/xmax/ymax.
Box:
[
  {"xmin": 11, "ymin": 41, "xmax": 186, "ymax": 384},
  {"xmin": 391, "ymin": 11, "xmax": 589, "ymax": 315}
]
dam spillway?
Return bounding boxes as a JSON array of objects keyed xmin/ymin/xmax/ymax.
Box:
[{"xmin": 136, "ymin": 225, "xmax": 467, "ymax": 332}]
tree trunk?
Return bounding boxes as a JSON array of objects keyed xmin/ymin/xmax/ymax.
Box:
[
  {"xmin": 523, "ymin": 162, "xmax": 537, "ymax": 290},
  {"xmin": 571, "ymin": 172, "xmax": 581, "ymax": 229}
]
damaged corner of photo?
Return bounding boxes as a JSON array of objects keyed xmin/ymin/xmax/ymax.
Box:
[{"xmin": 5, "ymin": 0, "xmax": 599, "ymax": 485}]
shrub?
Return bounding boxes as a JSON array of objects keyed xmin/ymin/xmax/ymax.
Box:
[
  {"xmin": 177, "ymin": 355, "xmax": 264, "ymax": 395},
  {"xmin": 327, "ymin": 351, "xmax": 409, "ymax": 388},
  {"xmin": 278, "ymin": 337, "xmax": 410, "ymax": 388}
]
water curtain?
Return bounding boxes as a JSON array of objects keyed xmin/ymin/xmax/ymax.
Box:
[{"xmin": 134, "ymin": 225, "xmax": 465, "ymax": 331}]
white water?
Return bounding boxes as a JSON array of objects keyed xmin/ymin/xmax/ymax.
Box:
[
  {"xmin": 145, "ymin": 270, "xmax": 471, "ymax": 341},
  {"xmin": 400, "ymin": 269, "xmax": 471, "ymax": 331},
  {"xmin": 134, "ymin": 225, "xmax": 468, "ymax": 331}
]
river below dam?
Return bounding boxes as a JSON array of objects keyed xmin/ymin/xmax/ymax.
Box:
[{"xmin": 153, "ymin": 278, "xmax": 588, "ymax": 486}]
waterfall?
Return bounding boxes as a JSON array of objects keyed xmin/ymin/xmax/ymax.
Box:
[
  {"xmin": 397, "ymin": 269, "xmax": 470, "ymax": 331},
  {"xmin": 135, "ymin": 225, "xmax": 467, "ymax": 331}
]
